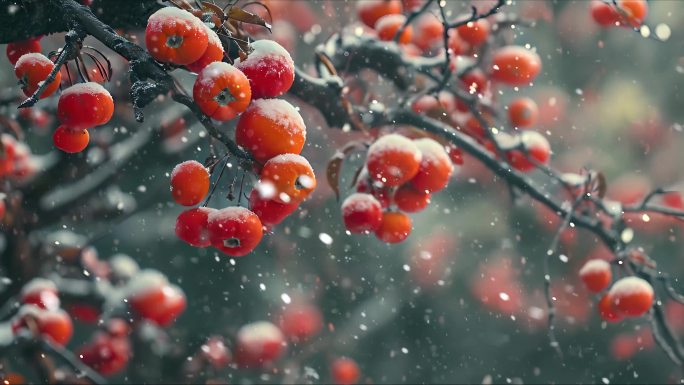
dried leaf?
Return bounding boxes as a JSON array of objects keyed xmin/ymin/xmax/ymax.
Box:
[
  {"xmin": 228, "ymin": 7, "xmax": 272, "ymax": 31},
  {"xmin": 168, "ymin": 0, "xmax": 196, "ymax": 11},
  {"xmin": 200, "ymin": 1, "xmax": 226, "ymax": 20},
  {"xmin": 596, "ymin": 171, "xmax": 607, "ymax": 199},
  {"xmin": 326, "ymin": 142, "xmax": 365, "ymax": 201}
]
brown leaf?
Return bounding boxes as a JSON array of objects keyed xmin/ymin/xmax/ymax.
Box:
[
  {"xmin": 227, "ymin": 7, "xmax": 272, "ymax": 31},
  {"xmin": 596, "ymin": 171, "xmax": 607, "ymax": 199},
  {"xmin": 200, "ymin": 1, "xmax": 226, "ymax": 21},
  {"xmin": 168, "ymin": 0, "xmax": 196, "ymax": 11},
  {"xmin": 326, "ymin": 142, "xmax": 366, "ymax": 201}
]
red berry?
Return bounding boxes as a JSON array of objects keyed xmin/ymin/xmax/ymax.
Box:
[
  {"xmin": 20, "ymin": 278, "xmax": 60, "ymax": 311},
  {"xmin": 207, "ymin": 207, "xmax": 263, "ymax": 257},
  {"xmin": 579, "ymin": 259, "xmax": 612, "ymax": 293},
  {"xmin": 394, "ymin": 185, "xmax": 430, "ymax": 213},
  {"xmin": 341, "ymin": 193, "xmax": 383, "ymax": 233},
  {"xmin": 14, "ymin": 53, "xmax": 61, "ymax": 99},
  {"xmin": 366, "ymin": 134, "xmax": 422, "ymax": 187},
  {"xmin": 236, "ymin": 99, "xmax": 306, "ymax": 164},
  {"xmin": 609, "ymin": 277, "xmax": 654, "ymax": 317},
  {"xmin": 53, "ymin": 126, "xmax": 89, "ymax": 153},
  {"xmin": 259, "ymin": 154, "xmax": 316, "ymax": 204},
  {"xmin": 186, "ymin": 26, "xmax": 224, "ymax": 73},
  {"xmin": 410, "ymin": 138, "xmax": 454, "ymax": 193},
  {"xmin": 356, "ymin": 0, "xmax": 402, "ymax": 28},
  {"xmin": 491, "ymin": 46, "xmax": 542, "ymax": 86},
  {"xmin": 375, "ymin": 14, "xmax": 412, "ymax": 44},
  {"xmin": 145, "ymin": 7, "xmax": 208, "ymax": 65},
  {"xmin": 278, "ymin": 303, "xmax": 323, "ymax": 341},
  {"xmin": 375, "ymin": 211, "xmax": 412, "ymax": 243},
  {"xmin": 6, "ymin": 39, "xmax": 41, "ymax": 66},
  {"xmin": 456, "ymin": 19, "xmax": 490, "ymax": 47},
  {"xmin": 460, "ymin": 69, "xmax": 489, "ymax": 96},
  {"xmin": 598, "ymin": 293, "xmax": 622, "ymax": 322},
  {"xmin": 235, "ymin": 40, "xmax": 295, "ymax": 99},
  {"xmin": 412, "ymin": 13, "xmax": 444, "ymax": 51},
  {"xmin": 617, "ymin": 0, "xmax": 648, "ymax": 27},
  {"xmin": 127, "ymin": 271, "xmax": 186, "ymax": 326},
  {"xmin": 508, "ymin": 97, "xmax": 539, "ymax": 128},
  {"xmin": 590, "ymin": 0, "xmax": 620, "ymax": 27},
  {"xmin": 192, "ymin": 62, "xmax": 251, "ymax": 121},
  {"xmin": 248, "ymin": 189, "xmax": 299, "ymax": 226},
  {"xmin": 170, "ymin": 160, "xmax": 210, "ymax": 206},
  {"xmin": 331, "ymin": 357, "xmax": 361, "ymax": 385},
  {"xmin": 356, "ymin": 175, "xmax": 392, "ymax": 209},
  {"xmin": 79, "ymin": 332, "xmax": 131, "ymax": 375},
  {"xmin": 176, "ymin": 207, "xmax": 216, "ymax": 247},
  {"xmin": 57, "ymin": 82, "xmax": 114, "ymax": 129},
  {"xmin": 13, "ymin": 306, "xmax": 73, "ymax": 346},
  {"xmin": 506, "ymin": 131, "xmax": 551, "ymax": 172},
  {"xmin": 235, "ymin": 321, "xmax": 286, "ymax": 368}
]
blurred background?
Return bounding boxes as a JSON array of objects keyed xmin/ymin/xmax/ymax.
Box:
[{"xmin": 2, "ymin": 0, "xmax": 684, "ymax": 383}]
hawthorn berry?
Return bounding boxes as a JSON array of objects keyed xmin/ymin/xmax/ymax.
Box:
[
  {"xmin": 410, "ymin": 138, "xmax": 454, "ymax": 193},
  {"xmin": 14, "ymin": 53, "xmax": 61, "ymax": 98},
  {"xmin": 53, "ymin": 126, "xmax": 89, "ymax": 153},
  {"xmin": 186, "ymin": 26, "xmax": 224, "ymax": 73},
  {"xmin": 341, "ymin": 193, "xmax": 383, "ymax": 233},
  {"xmin": 192, "ymin": 62, "xmax": 251, "ymax": 121},
  {"xmin": 278, "ymin": 303, "xmax": 323, "ymax": 342},
  {"xmin": 170, "ymin": 160, "xmax": 210, "ymax": 206},
  {"xmin": 446, "ymin": 145, "xmax": 464, "ymax": 166},
  {"xmin": 236, "ymin": 99, "xmax": 306, "ymax": 164},
  {"xmin": 12, "ymin": 305, "xmax": 73, "ymax": 346},
  {"xmin": 356, "ymin": 0, "xmax": 402, "ymax": 28},
  {"xmin": 375, "ymin": 14, "xmax": 412, "ymax": 44},
  {"xmin": 457, "ymin": 19, "xmax": 490, "ymax": 47},
  {"xmin": 394, "ymin": 185, "xmax": 431, "ymax": 213},
  {"xmin": 0, "ymin": 199, "xmax": 5, "ymax": 221},
  {"xmin": 175, "ymin": 207, "xmax": 216, "ymax": 247},
  {"xmin": 331, "ymin": 357, "xmax": 361, "ymax": 385},
  {"xmin": 79, "ymin": 332, "xmax": 131, "ymax": 375},
  {"xmin": 447, "ymin": 30, "xmax": 467, "ymax": 56},
  {"xmin": 248, "ymin": 188, "xmax": 299, "ymax": 226},
  {"xmin": 375, "ymin": 211, "xmax": 412, "ymax": 243},
  {"xmin": 366, "ymin": 134, "xmax": 422, "ymax": 187},
  {"xmin": 20, "ymin": 278, "xmax": 60, "ymax": 311},
  {"xmin": 506, "ymin": 131, "xmax": 551, "ymax": 172},
  {"xmin": 579, "ymin": 259, "xmax": 612, "ymax": 293},
  {"xmin": 6, "ymin": 38, "xmax": 41, "ymax": 66},
  {"xmin": 259, "ymin": 154, "xmax": 316, "ymax": 204},
  {"xmin": 609, "ymin": 276, "xmax": 654, "ymax": 317},
  {"xmin": 235, "ymin": 40, "xmax": 295, "ymax": 99},
  {"xmin": 57, "ymin": 82, "xmax": 114, "ymax": 129},
  {"xmin": 412, "ymin": 13, "xmax": 444, "ymax": 51},
  {"xmin": 66, "ymin": 303, "xmax": 101, "ymax": 324},
  {"xmin": 356, "ymin": 175, "xmax": 392, "ymax": 209},
  {"xmin": 127, "ymin": 271, "xmax": 186, "ymax": 326},
  {"xmin": 590, "ymin": 0, "xmax": 620, "ymax": 27},
  {"xmin": 235, "ymin": 321, "xmax": 286, "ymax": 368},
  {"xmin": 491, "ymin": 46, "xmax": 542, "ymax": 86},
  {"xmin": 615, "ymin": 0, "xmax": 648, "ymax": 27},
  {"xmin": 145, "ymin": 7, "xmax": 208, "ymax": 65},
  {"xmin": 508, "ymin": 97, "xmax": 539, "ymax": 128},
  {"xmin": 460, "ymin": 69, "xmax": 489, "ymax": 96},
  {"xmin": 207, "ymin": 207, "xmax": 263, "ymax": 257}
]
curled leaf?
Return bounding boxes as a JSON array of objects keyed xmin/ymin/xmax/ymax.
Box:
[
  {"xmin": 326, "ymin": 142, "xmax": 366, "ymax": 201},
  {"xmin": 227, "ymin": 7, "xmax": 272, "ymax": 31}
]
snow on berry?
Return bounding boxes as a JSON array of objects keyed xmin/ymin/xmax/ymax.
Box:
[{"xmin": 235, "ymin": 40, "xmax": 295, "ymax": 98}]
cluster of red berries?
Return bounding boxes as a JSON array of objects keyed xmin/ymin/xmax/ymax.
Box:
[
  {"xmin": 579, "ymin": 259, "xmax": 654, "ymax": 322},
  {"xmin": 590, "ymin": 0, "xmax": 648, "ymax": 28},
  {"xmin": 183, "ymin": 303, "xmax": 358, "ymax": 383},
  {"xmin": 79, "ymin": 319, "xmax": 131, "ymax": 376},
  {"xmin": 10, "ymin": 38, "xmax": 114, "ymax": 154},
  {"xmin": 11, "ymin": 279, "xmax": 73, "ymax": 346},
  {"xmin": 342, "ymin": 134, "xmax": 456, "ymax": 243},
  {"xmin": 148, "ymin": 7, "xmax": 316, "ymax": 257}
]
